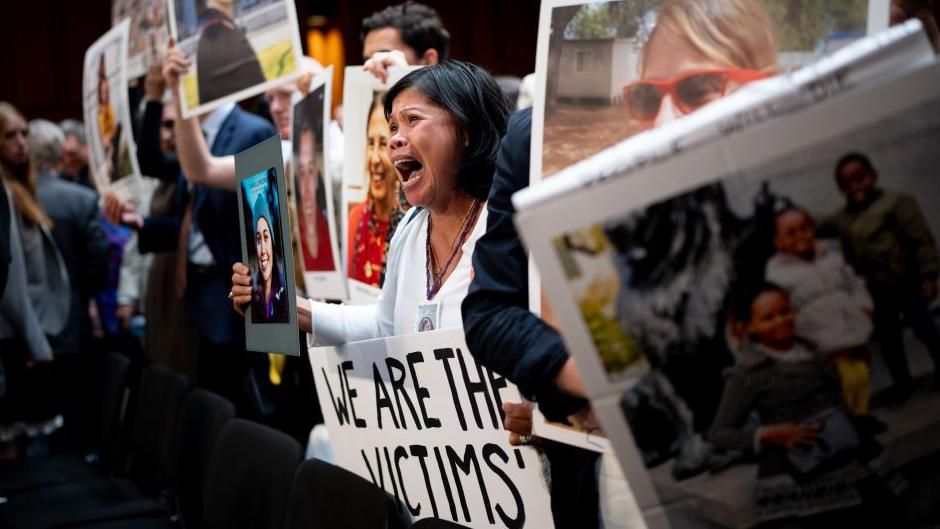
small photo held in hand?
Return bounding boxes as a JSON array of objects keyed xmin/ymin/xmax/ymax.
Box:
[
  {"xmin": 236, "ymin": 135, "xmax": 299, "ymax": 356},
  {"xmin": 241, "ymin": 168, "xmax": 289, "ymax": 324}
]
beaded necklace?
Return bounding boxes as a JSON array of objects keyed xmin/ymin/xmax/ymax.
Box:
[{"xmin": 425, "ymin": 199, "xmax": 481, "ymax": 300}]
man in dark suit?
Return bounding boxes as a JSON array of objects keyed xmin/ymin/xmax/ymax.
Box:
[
  {"xmin": 135, "ymin": 102, "xmax": 275, "ymax": 409},
  {"xmin": 461, "ymin": 107, "xmax": 602, "ymax": 528},
  {"xmin": 29, "ymin": 119, "xmax": 108, "ymax": 449}
]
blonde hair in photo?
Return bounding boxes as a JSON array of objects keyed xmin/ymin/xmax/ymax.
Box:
[{"xmin": 646, "ymin": 0, "xmax": 780, "ymax": 74}]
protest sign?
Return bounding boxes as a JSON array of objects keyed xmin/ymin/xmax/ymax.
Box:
[
  {"xmin": 236, "ymin": 135, "xmax": 300, "ymax": 356},
  {"xmin": 530, "ymin": 0, "xmax": 890, "ymax": 183},
  {"xmin": 341, "ymin": 66, "xmax": 419, "ymax": 304},
  {"xmin": 515, "ymin": 23, "xmax": 940, "ymax": 528},
  {"xmin": 83, "ymin": 19, "xmax": 143, "ymax": 200},
  {"xmin": 309, "ymin": 328, "xmax": 554, "ymax": 528},
  {"xmin": 292, "ymin": 67, "xmax": 346, "ymax": 301},
  {"xmin": 167, "ymin": 0, "xmax": 304, "ymax": 118},
  {"xmin": 111, "ymin": 0, "xmax": 170, "ymax": 78},
  {"xmin": 524, "ymin": 0, "xmax": 891, "ymax": 328}
]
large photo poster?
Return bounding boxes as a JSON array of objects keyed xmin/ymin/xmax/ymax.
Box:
[
  {"xmin": 112, "ymin": 0, "xmax": 171, "ymax": 79},
  {"xmin": 341, "ymin": 67, "xmax": 418, "ymax": 304},
  {"xmin": 236, "ymin": 136, "xmax": 299, "ymax": 356},
  {"xmin": 530, "ymin": 0, "xmax": 891, "ymax": 183},
  {"xmin": 292, "ymin": 67, "xmax": 346, "ymax": 301},
  {"xmin": 309, "ymin": 328, "xmax": 555, "ymax": 528},
  {"xmin": 515, "ymin": 33, "xmax": 940, "ymax": 529},
  {"xmin": 167, "ymin": 0, "xmax": 304, "ymax": 118},
  {"xmin": 82, "ymin": 19, "xmax": 143, "ymax": 199}
]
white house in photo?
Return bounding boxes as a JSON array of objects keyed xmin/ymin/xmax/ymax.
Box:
[{"xmin": 555, "ymin": 38, "xmax": 640, "ymax": 104}]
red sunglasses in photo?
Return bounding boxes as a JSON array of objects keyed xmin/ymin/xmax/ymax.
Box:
[{"xmin": 623, "ymin": 68, "xmax": 770, "ymax": 122}]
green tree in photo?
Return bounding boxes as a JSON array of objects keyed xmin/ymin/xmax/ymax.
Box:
[{"xmin": 763, "ymin": 0, "xmax": 868, "ymax": 51}]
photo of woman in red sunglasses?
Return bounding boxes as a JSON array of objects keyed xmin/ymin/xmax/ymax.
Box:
[
  {"xmin": 539, "ymin": 0, "xmax": 873, "ymax": 178},
  {"xmin": 624, "ymin": 0, "xmax": 778, "ymax": 127}
]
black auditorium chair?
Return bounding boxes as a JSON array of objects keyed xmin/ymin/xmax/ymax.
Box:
[
  {"xmin": 284, "ymin": 458, "xmax": 408, "ymax": 529},
  {"xmin": 63, "ymin": 389, "xmax": 237, "ymax": 529},
  {"xmin": 174, "ymin": 389, "xmax": 236, "ymax": 528},
  {"xmin": 0, "ymin": 352, "xmax": 132, "ymax": 497},
  {"xmin": 202, "ymin": 418, "xmax": 303, "ymax": 529},
  {"xmin": 0, "ymin": 365, "xmax": 190, "ymax": 529},
  {"xmin": 410, "ymin": 518, "xmax": 473, "ymax": 528}
]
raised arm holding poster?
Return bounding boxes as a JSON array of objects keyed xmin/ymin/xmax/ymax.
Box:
[
  {"xmin": 514, "ymin": 22, "xmax": 940, "ymax": 529},
  {"xmin": 236, "ymin": 135, "xmax": 299, "ymax": 356},
  {"xmin": 341, "ymin": 66, "xmax": 418, "ymax": 304},
  {"xmin": 309, "ymin": 328, "xmax": 554, "ymax": 528},
  {"xmin": 167, "ymin": 0, "xmax": 304, "ymax": 118},
  {"xmin": 112, "ymin": 0, "xmax": 170, "ymax": 79},
  {"xmin": 292, "ymin": 66, "xmax": 346, "ymax": 301},
  {"xmin": 83, "ymin": 19, "xmax": 143, "ymax": 200}
]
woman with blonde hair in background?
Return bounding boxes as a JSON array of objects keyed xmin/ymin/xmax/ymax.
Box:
[{"xmin": 0, "ymin": 102, "xmax": 69, "ymax": 460}]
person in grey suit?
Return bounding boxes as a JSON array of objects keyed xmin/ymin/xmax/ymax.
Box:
[
  {"xmin": 30, "ymin": 120, "xmax": 108, "ymax": 356},
  {"xmin": 29, "ymin": 119, "xmax": 107, "ymax": 450}
]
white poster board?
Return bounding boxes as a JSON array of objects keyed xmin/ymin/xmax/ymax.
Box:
[
  {"xmin": 525, "ymin": 0, "xmax": 892, "ymax": 337},
  {"xmin": 341, "ymin": 66, "xmax": 419, "ymax": 304},
  {"xmin": 309, "ymin": 328, "xmax": 555, "ymax": 528},
  {"xmin": 515, "ymin": 23, "xmax": 938, "ymax": 529},
  {"xmin": 291, "ymin": 66, "xmax": 347, "ymax": 301},
  {"xmin": 166, "ymin": 0, "xmax": 304, "ymax": 118},
  {"xmin": 83, "ymin": 19, "xmax": 143, "ymax": 201},
  {"xmin": 111, "ymin": 0, "xmax": 170, "ymax": 79}
]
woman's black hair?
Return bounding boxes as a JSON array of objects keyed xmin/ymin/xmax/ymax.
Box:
[{"xmin": 384, "ymin": 60, "xmax": 511, "ymax": 202}]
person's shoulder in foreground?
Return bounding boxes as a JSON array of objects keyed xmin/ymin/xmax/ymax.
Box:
[{"xmin": 462, "ymin": 106, "xmax": 586, "ymax": 421}]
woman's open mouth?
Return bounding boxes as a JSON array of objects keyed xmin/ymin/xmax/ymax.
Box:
[{"xmin": 394, "ymin": 158, "xmax": 424, "ymax": 189}]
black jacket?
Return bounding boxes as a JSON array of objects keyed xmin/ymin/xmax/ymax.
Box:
[
  {"xmin": 462, "ymin": 107, "xmax": 587, "ymax": 421},
  {"xmin": 461, "ymin": 108, "xmax": 600, "ymax": 529}
]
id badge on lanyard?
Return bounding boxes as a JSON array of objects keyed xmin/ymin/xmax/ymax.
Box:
[{"xmin": 415, "ymin": 302, "xmax": 442, "ymax": 333}]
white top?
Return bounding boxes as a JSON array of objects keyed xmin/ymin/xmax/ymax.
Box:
[
  {"xmin": 308, "ymin": 205, "xmax": 488, "ymax": 346},
  {"xmin": 765, "ymin": 240, "xmax": 873, "ymax": 353}
]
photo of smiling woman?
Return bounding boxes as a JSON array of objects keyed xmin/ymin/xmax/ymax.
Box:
[
  {"xmin": 241, "ymin": 169, "xmax": 289, "ymax": 324},
  {"xmin": 347, "ymin": 92, "xmax": 404, "ymax": 288}
]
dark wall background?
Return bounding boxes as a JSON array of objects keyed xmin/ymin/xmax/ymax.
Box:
[
  {"xmin": 329, "ymin": 0, "xmax": 541, "ymax": 72},
  {"xmin": 0, "ymin": 0, "xmax": 539, "ymax": 123}
]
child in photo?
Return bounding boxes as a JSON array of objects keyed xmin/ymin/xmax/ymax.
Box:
[
  {"xmin": 710, "ymin": 283, "xmax": 903, "ymax": 523},
  {"xmin": 825, "ymin": 152, "xmax": 940, "ymax": 402},
  {"xmin": 765, "ymin": 207, "xmax": 876, "ymax": 422}
]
